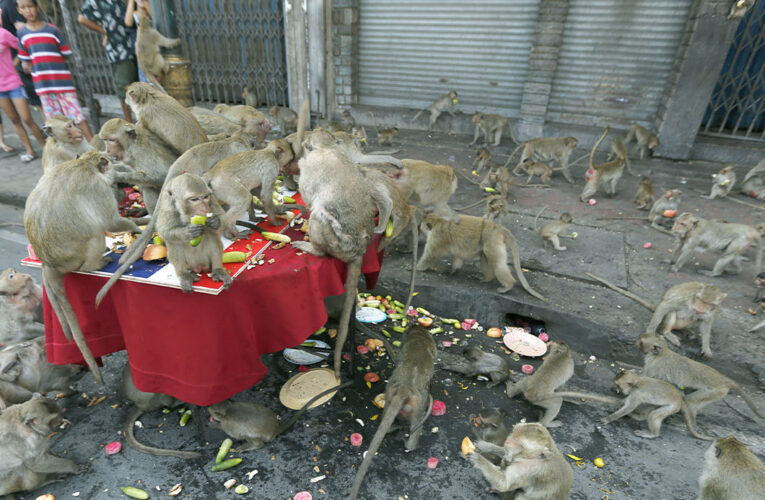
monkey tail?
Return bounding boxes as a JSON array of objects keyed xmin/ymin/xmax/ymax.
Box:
[
  {"xmin": 124, "ymin": 406, "xmax": 202, "ymax": 458},
  {"xmin": 410, "ymin": 109, "xmax": 425, "ymax": 123},
  {"xmin": 749, "ymin": 317, "xmax": 765, "ymax": 332},
  {"xmin": 334, "ymin": 259, "xmax": 363, "ymax": 379},
  {"xmin": 680, "ymin": 401, "xmax": 716, "ymax": 440},
  {"xmin": 293, "ymin": 99, "xmax": 309, "ymax": 159},
  {"xmin": 502, "ymin": 228, "xmax": 547, "ymax": 302},
  {"xmin": 590, "ymin": 126, "xmax": 610, "ymax": 171},
  {"xmin": 584, "ymin": 272, "xmax": 655, "ymax": 311},
  {"xmin": 276, "ymin": 381, "xmax": 353, "ymax": 436},
  {"xmin": 541, "ymin": 391, "xmax": 621, "ymax": 406},
  {"xmin": 533, "ymin": 206, "xmax": 547, "ymax": 233},
  {"xmin": 506, "ymin": 120, "xmax": 519, "ymax": 145},
  {"xmin": 454, "ymin": 198, "xmax": 488, "ymax": 211},
  {"xmin": 139, "ymin": 64, "xmax": 168, "ymax": 95},
  {"xmin": 731, "ymin": 384, "xmax": 765, "ymax": 419},
  {"xmin": 348, "ymin": 395, "xmax": 403, "ymax": 500},
  {"xmin": 503, "ymin": 144, "xmax": 524, "ymax": 169},
  {"xmin": 42, "ymin": 266, "xmax": 104, "ymax": 386},
  {"xmin": 402, "ymin": 219, "xmax": 419, "ymax": 315},
  {"xmin": 95, "ymin": 219, "xmax": 156, "ymax": 307}
]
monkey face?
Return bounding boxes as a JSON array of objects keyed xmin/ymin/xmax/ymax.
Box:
[
  {"xmin": 671, "ymin": 213, "xmax": 696, "ymax": 235},
  {"xmin": 471, "ymin": 113, "xmax": 481, "ymax": 124},
  {"xmin": 565, "ymin": 137, "xmax": 578, "ymax": 149},
  {"xmin": 20, "ymin": 398, "xmax": 65, "ymax": 437},
  {"xmin": 648, "ymin": 138, "xmax": 659, "ymax": 150},
  {"xmin": 0, "ymin": 352, "xmax": 22, "ymax": 381},
  {"xmin": 636, "ymin": 333, "xmax": 665, "ymax": 354},
  {"xmin": 0, "ymin": 268, "xmax": 35, "ymax": 297}
]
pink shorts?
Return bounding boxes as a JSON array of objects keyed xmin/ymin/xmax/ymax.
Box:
[{"xmin": 39, "ymin": 91, "xmax": 85, "ymax": 123}]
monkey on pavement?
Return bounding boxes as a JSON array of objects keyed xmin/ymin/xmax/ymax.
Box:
[
  {"xmin": 634, "ymin": 176, "xmax": 655, "ymax": 209},
  {"xmin": 156, "ymin": 173, "xmax": 232, "ymax": 293},
  {"xmin": 25, "ymin": 151, "xmax": 140, "ymax": 385},
  {"xmin": 411, "ymin": 90, "xmax": 459, "ymax": 130},
  {"xmin": 469, "ymin": 112, "xmax": 517, "ymax": 146},
  {"xmin": 534, "ymin": 207, "xmax": 574, "ymax": 251},
  {"xmin": 609, "ymin": 136, "xmax": 636, "ymax": 176},
  {"xmin": 0, "ymin": 268, "xmax": 45, "ymax": 346},
  {"xmin": 417, "ymin": 214, "xmax": 546, "ymax": 301},
  {"xmin": 698, "ymin": 435, "xmax": 765, "ymax": 499},
  {"xmin": 40, "ymin": 115, "xmax": 92, "ymax": 172},
  {"xmin": 624, "ymin": 123, "xmax": 659, "ymax": 159},
  {"xmin": 467, "ymin": 422, "xmax": 573, "ymax": 500},
  {"xmin": 485, "ymin": 194, "xmax": 508, "ymax": 221},
  {"xmin": 349, "ymin": 326, "xmax": 436, "ymax": 500},
  {"xmin": 637, "ymin": 333, "xmax": 764, "ymax": 426},
  {"xmin": 506, "ymin": 136, "xmax": 579, "ymax": 184},
  {"xmin": 440, "ymin": 346, "xmax": 511, "ymax": 387},
  {"xmin": 389, "ymin": 159, "xmax": 459, "ymax": 222},
  {"xmin": 580, "ymin": 127, "xmax": 624, "ymax": 201},
  {"xmin": 135, "ymin": 13, "xmax": 180, "ymax": 92},
  {"xmin": 505, "ymin": 340, "xmax": 573, "ymax": 427},
  {"xmin": 473, "ymin": 148, "xmax": 492, "ymax": 172},
  {"xmin": 648, "ymin": 188, "xmax": 682, "ymax": 232},
  {"xmin": 480, "ymin": 163, "xmax": 513, "ymax": 198},
  {"xmin": 740, "ymin": 159, "xmax": 765, "ymax": 200},
  {"xmin": 702, "ymin": 165, "xmax": 736, "ymax": 200},
  {"xmin": 518, "ymin": 158, "xmax": 554, "ymax": 185}
]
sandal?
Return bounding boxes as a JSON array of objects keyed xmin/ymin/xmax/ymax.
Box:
[
  {"xmin": 0, "ymin": 143, "xmax": 15, "ymax": 153},
  {"xmin": 20, "ymin": 153, "xmax": 35, "ymax": 163}
]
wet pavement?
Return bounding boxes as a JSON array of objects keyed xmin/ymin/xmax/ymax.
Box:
[{"xmin": 0, "ymin": 122, "xmax": 763, "ymax": 499}]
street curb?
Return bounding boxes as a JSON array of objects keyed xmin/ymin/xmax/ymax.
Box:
[{"xmin": 0, "ymin": 191, "xmax": 27, "ymax": 209}]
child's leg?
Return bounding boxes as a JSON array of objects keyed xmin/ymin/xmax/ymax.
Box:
[
  {"xmin": 0, "ymin": 96, "xmax": 35, "ymax": 158},
  {"xmin": 59, "ymin": 90, "xmax": 94, "ymax": 141},
  {"xmin": 0, "ymin": 117, "xmax": 13, "ymax": 152},
  {"xmin": 12, "ymin": 90, "xmax": 46, "ymax": 148}
]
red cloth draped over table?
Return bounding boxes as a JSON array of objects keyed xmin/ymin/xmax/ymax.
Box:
[{"xmin": 43, "ymin": 234, "xmax": 384, "ymax": 406}]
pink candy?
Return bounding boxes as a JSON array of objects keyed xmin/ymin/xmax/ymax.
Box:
[
  {"xmin": 460, "ymin": 322, "xmax": 472, "ymax": 331},
  {"xmin": 431, "ymin": 400, "xmax": 446, "ymax": 416},
  {"xmin": 441, "ymin": 340, "xmax": 452, "ymax": 347},
  {"xmin": 427, "ymin": 457, "xmax": 439, "ymax": 469},
  {"xmin": 463, "ymin": 318, "xmax": 477, "ymax": 327},
  {"xmin": 521, "ymin": 364, "xmax": 534, "ymax": 374},
  {"xmin": 105, "ymin": 441, "xmax": 122, "ymax": 455},
  {"xmin": 350, "ymin": 433, "xmax": 363, "ymax": 447},
  {"xmin": 588, "ymin": 198, "xmax": 597, "ymax": 205},
  {"xmin": 294, "ymin": 492, "xmax": 312, "ymax": 500},
  {"xmin": 538, "ymin": 332, "xmax": 549, "ymax": 342},
  {"xmin": 356, "ymin": 345, "xmax": 370, "ymax": 355},
  {"xmin": 643, "ymin": 242, "xmax": 652, "ymax": 249}
]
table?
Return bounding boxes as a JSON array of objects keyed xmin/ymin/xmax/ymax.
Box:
[{"xmin": 37, "ymin": 223, "xmax": 384, "ymax": 406}]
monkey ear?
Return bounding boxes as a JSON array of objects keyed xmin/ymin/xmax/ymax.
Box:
[
  {"xmin": 274, "ymin": 146, "xmax": 284, "ymax": 160},
  {"xmin": 97, "ymin": 156, "xmax": 110, "ymax": 173},
  {"xmin": 126, "ymin": 124, "xmax": 137, "ymax": 139},
  {"xmin": 651, "ymin": 344, "xmax": 662, "ymax": 355},
  {"xmin": 43, "ymin": 125, "xmax": 53, "ymax": 137},
  {"xmin": 303, "ymin": 141, "xmax": 314, "ymax": 153}
]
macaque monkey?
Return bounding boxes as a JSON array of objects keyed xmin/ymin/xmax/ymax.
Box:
[
  {"xmin": 121, "ymin": 364, "xmax": 201, "ymax": 458},
  {"xmin": 125, "ymin": 82, "xmax": 207, "ymax": 155},
  {"xmin": 518, "ymin": 158, "xmax": 554, "ymax": 184},
  {"xmin": 0, "ymin": 268, "xmax": 44, "ymax": 346},
  {"xmin": 670, "ymin": 213, "xmax": 762, "ymax": 276},
  {"xmin": 242, "ymin": 86, "xmax": 257, "ymax": 107},
  {"xmin": 506, "ymin": 340, "xmax": 573, "ymax": 426},
  {"xmin": 740, "ymin": 159, "xmax": 765, "ymax": 200},
  {"xmin": 755, "ymin": 271, "xmax": 765, "ymax": 304},
  {"xmin": 506, "ymin": 136, "xmax": 579, "ymax": 184},
  {"xmin": 411, "ymin": 90, "xmax": 459, "ymax": 130},
  {"xmin": 213, "ymin": 104, "xmax": 272, "ymax": 143},
  {"xmin": 473, "ymin": 148, "xmax": 492, "ymax": 173},
  {"xmin": 534, "ymin": 208, "xmax": 573, "ymax": 251},
  {"xmin": 190, "ymin": 106, "xmax": 244, "ymax": 137},
  {"xmin": 637, "ymin": 333, "xmax": 764, "ymax": 426},
  {"xmin": 417, "ymin": 214, "xmax": 546, "ymax": 300},
  {"xmin": 609, "ymin": 136, "xmax": 635, "ymax": 175},
  {"xmin": 580, "ymin": 127, "xmax": 624, "ymax": 201},
  {"xmin": 480, "ymin": 163, "xmax": 513, "ymax": 198},
  {"xmin": 0, "ymin": 338, "xmax": 82, "ymax": 407},
  {"xmin": 474, "ymin": 408, "xmax": 509, "ymax": 447},
  {"xmin": 340, "ymin": 109, "xmax": 355, "ymax": 130},
  {"xmin": 649, "ymin": 188, "xmax": 682, "ymax": 232},
  {"xmin": 624, "ymin": 123, "xmax": 659, "ymax": 159},
  {"xmin": 698, "ymin": 435, "xmax": 765, "ymax": 499},
  {"xmin": 634, "ymin": 176, "xmax": 655, "ymax": 209},
  {"xmin": 156, "ymin": 173, "xmax": 231, "ymax": 293},
  {"xmin": 728, "ymin": 0, "xmax": 755, "ymax": 19},
  {"xmin": 485, "ymin": 194, "xmax": 508, "ymax": 221},
  {"xmin": 385, "ymin": 159, "xmax": 458, "ymax": 222},
  {"xmin": 268, "ymin": 106, "xmax": 298, "ymax": 134},
  {"xmin": 0, "ymin": 397, "xmax": 82, "ymax": 497},
  {"xmin": 304, "ymin": 127, "xmax": 401, "ymax": 169},
  {"xmin": 702, "ymin": 165, "xmax": 736, "ymax": 199},
  {"xmin": 25, "ymin": 151, "xmax": 140, "ymax": 385},
  {"xmin": 599, "ymin": 370, "xmax": 713, "ymax": 440},
  {"xmin": 135, "ymin": 13, "xmax": 181, "ymax": 92},
  {"xmin": 207, "ymin": 381, "xmax": 351, "ymax": 451},
  {"xmin": 467, "ymin": 422, "xmax": 573, "ymax": 500},
  {"xmin": 41, "ymin": 115, "xmax": 92, "ymax": 172},
  {"xmin": 469, "ymin": 112, "xmax": 517, "ymax": 146},
  {"xmin": 368, "ymin": 111, "xmax": 398, "ymax": 146},
  {"xmin": 349, "ymin": 326, "xmax": 436, "ymax": 500},
  {"xmin": 440, "ymin": 346, "xmax": 511, "ymax": 387}
]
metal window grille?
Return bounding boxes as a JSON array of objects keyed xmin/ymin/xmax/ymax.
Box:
[
  {"xmin": 700, "ymin": 2, "xmax": 765, "ymax": 141},
  {"xmin": 172, "ymin": 0, "xmax": 288, "ymax": 107}
]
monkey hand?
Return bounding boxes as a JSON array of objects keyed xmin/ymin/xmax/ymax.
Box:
[
  {"xmin": 598, "ymin": 417, "xmax": 612, "ymax": 426},
  {"xmin": 187, "ymin": 223, "xmax": 205, "ymax": 238},
  {"xmin": 205, "ymin": 214, "xmax": 221, "ymax": 229}
]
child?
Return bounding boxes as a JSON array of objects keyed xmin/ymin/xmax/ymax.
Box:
[
  {"xmin": 0, "ymin": 5, "xmax": 44, "ymax": 161},
  {"xmin": 16, "ymin": 0, "xmax": 93, "ymax": 141}
]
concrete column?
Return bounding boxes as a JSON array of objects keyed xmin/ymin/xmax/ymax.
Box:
[
  {"xmin": 307, "ymin": 0, "xmax": 326, "ymax": 115},
  {"xmin": 284, "ymin": 0, "xmax": 309, "ymax": 110},
  {"xmin": 517, "ymin": 0, "xmax": 569, "ymax": 140},
  {"xmin": 329, "ymin": 0, "xmax": 359, "ymax": 110}
]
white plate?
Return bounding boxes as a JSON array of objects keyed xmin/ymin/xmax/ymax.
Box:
[
  {"xmin": 283, "ymin": 339, "xmax": 331, "ymax": 365},
  {"xmin": 503, "ymin": 330, "xmax": 547, "ymax": 357},
  {"xmin": 355, "ymin": 307, "xmax": 387, "ymax": 323}
]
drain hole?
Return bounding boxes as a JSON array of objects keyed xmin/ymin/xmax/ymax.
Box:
[{"xmin": 503, "ymin": 313, "xmax": 546, "ymax": 336}]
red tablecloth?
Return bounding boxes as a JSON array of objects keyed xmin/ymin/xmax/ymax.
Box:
[{"xmin": 43, "ymin": 230, "xmax": 383, "ymax": 405}]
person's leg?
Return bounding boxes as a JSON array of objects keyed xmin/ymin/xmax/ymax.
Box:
[
  {"xmin": 0, "ymin": 94, "xmax": 35, "ymax": 159},
  {"xmin": 11, "ymin": 86, "xmax": 46, "ymax": 149},
  {"xmin": 59, "ymin": 91, "xmax": 94, "ymax": 141},
  {"xmin": 0, "ymin": 113, "xmax": 13, "ymax": 152},
  {"xmin": 111, "ymin": 58, "xmax": 139, "ymax": 122}
]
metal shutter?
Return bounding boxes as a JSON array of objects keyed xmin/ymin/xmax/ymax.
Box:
[
  {"xmin": 358, "ymin": 0, "xmax": 541, "ymax": 118},
  {"xmin": 547, "ymin": 0, "xmax": 692, "ymax": 128}
]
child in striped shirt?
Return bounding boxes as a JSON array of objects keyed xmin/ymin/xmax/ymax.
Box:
[{"xmin": 17, "ymin": 0, "xmax": 93, "ymax": 141}]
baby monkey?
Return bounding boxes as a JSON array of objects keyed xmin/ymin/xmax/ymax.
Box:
[
  {"xmin": 634, "ymin": 176, "xmax": 655, "ymax": 209},
  {"xmin": 519, "ymin": 158, "xmax": 554, "ymax": 184},
  {"xmin": 440, "ymin": 346, "xmax": 511, "ymax": 387},
  {"xmin": 534, "ymin": 207, "xmax": 574, "ymax": 251},
  {"xmin": 485, "ymin": 194, "xmax": 508, "ymax": 222},
  {"xmin": 473, "ymin": 148, "xmax": 492, "ymax": 173},
  {"xmin": 702, "ymin": 164, "xmax": 736, "ymax": 200}
]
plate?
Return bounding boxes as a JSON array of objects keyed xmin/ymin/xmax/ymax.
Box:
[
  {"xmin": 355, "ymin": 307, "xmax": 387, "ymax": 323},
  {"xmin": 279, "ymin": 368, "xmax": 341, "ymax": 410},
  {"xmin": 283, "ymin": 339, "xmax": 330, "ymax": 365},
  {"xmin": 503, "ymin": 330, "xmax": 547, "ymax": 357}
]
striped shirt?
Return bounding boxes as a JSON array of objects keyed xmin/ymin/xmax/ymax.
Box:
[{"xmin": 17, "ymin": 23, "xmax": 75, "ymax": 95}]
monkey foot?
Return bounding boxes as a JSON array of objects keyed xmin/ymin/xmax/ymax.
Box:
[
  {"xmin": 634, "ymin": 430, "xmax": 658, "ymax": 439},
  {"xmin": 544, "ymin": 420, "xmax": 563, "ymax": 428}
]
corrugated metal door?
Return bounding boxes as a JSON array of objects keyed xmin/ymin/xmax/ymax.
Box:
[
  {"xmin": 358, "ymin": 0, "xmax": 541, "ymax": 118},
  {"xmin": 547, "ymin": 0, "xmax": 692, "ymax": 128}
]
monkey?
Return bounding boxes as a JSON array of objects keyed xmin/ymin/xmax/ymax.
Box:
[
  {"xmin": 698, "ymin": 435, "xmax": 765, "ymax": 499},
  {"xmin": 624, "ymin": 123, "xmax": 659, "ymax": 159},
  {"xmin": 410, "ymin": 90, "xmax": 459, "ymax": 130},
  {"xmin": 242, "ymin": 86, "xmax": 257, "ymax": 107},
  {"xmin": 506, "ymin": 136, "xmax": 579, "ymax": 184},
  {"xmin": 728, "ymin": 0, "xmax": 755, "ymax": 19},
  {"xmin": 340, "ymin": 109, "xmax": 355, "ymax": 131},
  {"xmin": 303, "ymin": 127, "xmax": 402, "ymax": 169},
  {"xmin": 125, "ymin": 82, "xmax": 208, "ymax": 156},
  {"xmin": 702, "ymin": 164, "xmax": 736, "ymax": 200},
  {"xmin": 473, "ymin": 147, "xmax": 492, "ymax": 173},
  {"xmin": 40, "ymin": 115, "xmax": 92, "ymax": 172},
  {"xmin": 740, "ymin": 159, "xmax": 765, "ymax": 200},
  {"xmin": 330, "ymin": 127, "xmax": 370, "ymax": 154},
  {"xmin": 670, "ymin": 213, "xmax": 762, "ymax": 276},
  {"xmin": 439, "ymin": 346, "xmax": 511, "ymax": 387},
  {"xmin": 135, "ymin": 13, "xmax": 181, "ymax": 92},
  {"xmin": 485, "ymin": 194, "xmax": 508, "ymax": 221},
  {"xmin": 367, "ymin": 110, "xmax": 398, "ymax": 146},
  {"xmin": 98, "ymin": 118, "xmax": 179, "ymax": 213},
  {"xmin": 580, "ymin": 127, "xmax": 624, "ymax": 201},
  {"xmin": 189, "ymin": 106, "xmax": 244, "ymax": 138},
  {"xmin": 156, "ymin": 173, "xmax": 232, "ymax": 293},
  {"xmin": 534, "ymin": 208, "xmax": 573, "ymax": 251},
  {"xmin": 268, "ymin": 105, "xmax": 298, "ymax": 134},
  {"xmin": 0, "ymin": 268, "xmax": 45, "ymax": 346},
  {"xmin": 417, "ymin": 214, "xmax": 546, "ymax": 300},
  {"xmin": 467, "ymin": 422, "xmax": 573, "ymax": 500},
  {"xmin": 598, "ymin": 369, "xmax": 714, "ymax": 440},
  {"xmin": 25, "ymin": 151, "xmax": 141, "ymax": 386},
  {"xmin": 634, "ymin": 176, "xmax": 655, "ymax": 209},
  {"xmin": 120, "ymin": 364, "xmax": 201, "ymax": 458},
  {"xmin": 505, "ymin": 340, "xmax": 572, "ymax": 427},
  {"xmin": 0, "ymin": 337, "xmax": 83, "ymax": 407},
  {"xmin": 755, "ymin": 271, "xmax": 765, "ymax": 305},
  {"xmin": 0, "ymin": 396, "xmax": 82, "ymax": 497},
  {"xmin": 469, "ymin": 112, "xmax": 517, "ymax": 146},
  {"xmin": 480, "ymin": 163, "xmax": 513, "ymax": 198},
  {"xmin": 388, "ymin": 159, "xmax": 459, "ymax": 222},
  {"xmin": 609, "ymin": 136, "xmax": 635, "ymax": 176},
  {"xmin": 636, "ymin": 333, "xmax": 764, "ymax": 426},
  {"xmin": 518, "ymin": 158, "xmax": 554, "ymax": 185},
  {"xmin": 207, "ymin": 380, "xmax": 352, "ymax": 451},
  {"xmin": 648, "ymin": 188, "xmax": 682, "ymax": 232},
  {"xmin": 471, "ymin": 408, "xmax": 509, "ymax": 466},
  {"xmin": 213, "ymin": 104, "xmax": 272, "ymax": 143},
  {"xmin": 349, "ymin": 325, "xmax": 437, "ymax": 500}
]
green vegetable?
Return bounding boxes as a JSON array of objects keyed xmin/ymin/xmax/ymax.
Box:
[
  {"xmin": 120, "ymin": 486, "xmax": 149, "ymax": 499},
  {"xmin": 179, "ymin": 410, "xmax": 192, "ymax": 427},
  {"xmin": 212, "ymin": 458, "xmax": 242, "ymax": 472},
  {"xmin": 392, "ymin": 326, "xmax": 406, "ymax": 333},
  {"xmin": 216, "ymin": 438, "xmax": 233, "ymax": 464}
]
